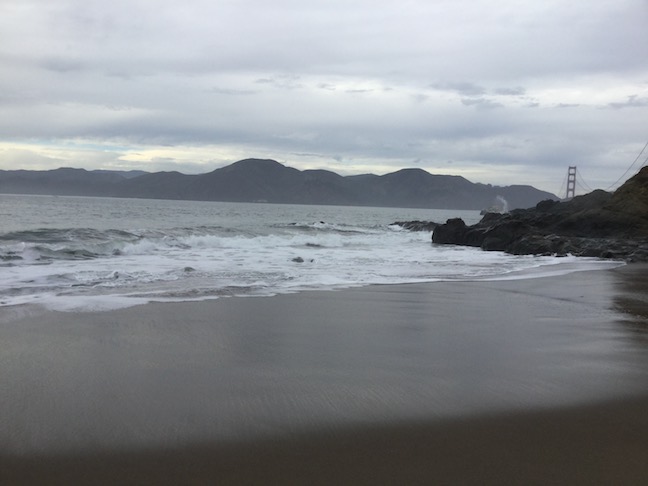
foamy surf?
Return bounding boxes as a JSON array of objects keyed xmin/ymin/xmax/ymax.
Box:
[{"xmin": 0, "ymin": 195, "xmax": 624, "ymax": 312}]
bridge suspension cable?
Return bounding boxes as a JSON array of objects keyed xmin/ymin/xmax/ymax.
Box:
[
  {"xmin": 564, "ymin": 139, "xmax": 648, "ymax": 198},
  {"xmin": 557, "ymin": 171, "xmax": 568, "ymax": 200},
  {"xmin": 576, "ymin": 171, "xmax": 595, "ymax": 193},
  {"xmin": 575, "ymin": 178, "xmax": 592, "ymax": 194},
  {"xmin": 604, "ymin": 140, "xmax": 648, "ymax": 191}
]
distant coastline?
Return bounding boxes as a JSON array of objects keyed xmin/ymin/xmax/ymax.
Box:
[{"xmin": 0, "ymin": 158, "xmax": 556, "ymax": 210}]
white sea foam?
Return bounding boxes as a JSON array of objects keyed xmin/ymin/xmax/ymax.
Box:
[{"xmin": 0, "ymin": 196, "xmax": 624, "ymax": 312}]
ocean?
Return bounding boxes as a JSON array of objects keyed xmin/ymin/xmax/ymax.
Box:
[
  {"xmin": 0, "ymin": 194, "xmax": 622, "ymax": 312},
  {"xmin": 2, "ymin": 194, "xmax": 647, "ymax": 461}
]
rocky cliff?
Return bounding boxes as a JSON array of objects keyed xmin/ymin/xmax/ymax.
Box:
[{"xmin": 432, "ymin": 166, "xmax": 648, "ymax": 261}]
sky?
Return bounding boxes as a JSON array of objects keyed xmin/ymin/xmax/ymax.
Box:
[{"xmin": 1, "ymin": 0, "xmax": 647, "ymax": 196}]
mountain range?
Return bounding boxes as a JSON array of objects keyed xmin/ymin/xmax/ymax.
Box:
[{"xmin": 0, "ymin": 158, "xmax": 557, "ymax": 210}]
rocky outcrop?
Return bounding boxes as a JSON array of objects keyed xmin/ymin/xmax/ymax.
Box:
[{"xmin": 432, "ymin": 167, "xmax": 648, "ymax": 261}]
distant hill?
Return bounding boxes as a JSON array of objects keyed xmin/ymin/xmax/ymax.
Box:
[
  {"xmin": 0, "ymin": 158, "xmax": 557, "ymax": 210},
  {"xmin": 93, "ymin": 169, "xmax": 148, "ymax": 179}
]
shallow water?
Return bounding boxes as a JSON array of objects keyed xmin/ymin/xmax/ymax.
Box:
[{"xmin": 0, "ymin": 194, "xmax": 621, "ymax": 311}]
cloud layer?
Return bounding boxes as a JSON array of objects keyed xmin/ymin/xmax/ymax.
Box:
[{"xmin": 1, "ymin": 0, "xmax": 647, "ymax": 194}]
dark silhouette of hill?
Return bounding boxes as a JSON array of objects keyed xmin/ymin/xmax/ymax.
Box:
[
  {"xmin": 0, "ymin": 158, "xmax": 556, "ymax": 210},
  {"xmin": 0, "ymin": 167, "xmax": 124, "ymax": 196},
  {"xmin": 116, "ymin": 171, "xmax": 196, "ymax": 200}
]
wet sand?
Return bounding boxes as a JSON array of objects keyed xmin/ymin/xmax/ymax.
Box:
[
  {"xmin": 3, "ymin": 396, "xmax": 648, "ymax": 485},
  {"xmin": 1, "ymin": 265, "xmax": 648, "ymax": 484}
]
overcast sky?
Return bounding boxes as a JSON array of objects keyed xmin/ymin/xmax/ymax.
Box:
[{"xmin": 1, "ymin": 0, "xmax": 647, "ymax": 195}]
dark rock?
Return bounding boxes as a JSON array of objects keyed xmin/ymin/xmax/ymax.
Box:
[
  {"xmin": 432, "ymin": 167, "xmax": 648, "ymax": 262},
  {"xmin": 535, "ymin": 199, "xmax": 557, "ymax": 211},
  {"xmin": 292, "ymin": 257, "xmax": 304, "ymax": 263},
  {"xmin": 430, "ymin": 218, "xmax": 467, "ymax": 243}
]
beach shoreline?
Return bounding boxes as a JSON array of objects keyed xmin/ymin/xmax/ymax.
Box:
[{"xmin": 1, "ymin": 264, "xmax": 647, "ymax": 484}]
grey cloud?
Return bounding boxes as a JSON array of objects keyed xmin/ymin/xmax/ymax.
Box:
[
  {"xmin": 143, "ymin": 157, "xmax": 213, "ymax": 174},
  {"xmin": 1, "ymin": 0, "xmax": 647, "ymax": 193},
  {"xmin": 410, "ymin": 93, "xmax": 429, "ymax": 103},
  {"xmin": 209, "ymin": 87, "xmax": 258, "ymax": 96},
  {"xmin": 432, "ymin": 82, "xmax": 487, "ymax": 96},
  {"xmin": 608, "ymin": 95, "xmax": 648, "ymax": 109},
  {"xmin": 345, "ymin": 88, "xmax": 374, "ymax": 94},
  {"xmin": 40, "ymin": 57, "xmax": 87, "ymax": 73},
  {"xmin": 0, "ymin": 148, "xmax": 65, "ymax": 168},
  {"xmin": 291, "ymin": 152, "xmax": 327, "ymax": 158},
  {"xmin": 291, "ymin": 152, "xmax": 344, "ymax": 163},
  {"xmin": 255, "ymin": 75, "xmax": 303, "ymax": 90},
  {"xmin": 460, "ymin": 98, "xmax": 504, "ymax": 110},
  {"xmin": 494, "ymin": 87, "xmax": 526, "ymax": 96}
]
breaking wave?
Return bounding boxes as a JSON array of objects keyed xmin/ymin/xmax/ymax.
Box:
[{"xmin": 0, "ymin": 198, "xmax": 623, "ymax": 312}]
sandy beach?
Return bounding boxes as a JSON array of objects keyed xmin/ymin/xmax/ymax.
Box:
[{"xmin": 1, "ymin": 264, "xmax": 647, "ymax": 485}]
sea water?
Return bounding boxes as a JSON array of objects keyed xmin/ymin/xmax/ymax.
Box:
[{"xmin": 0, "ymin": 194, "xmax": 622, "ymax": 312}]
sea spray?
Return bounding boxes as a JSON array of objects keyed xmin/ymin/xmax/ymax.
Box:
[{"xmin": 495, "ymin": 195, "xmax": 509, "ymax": 213}]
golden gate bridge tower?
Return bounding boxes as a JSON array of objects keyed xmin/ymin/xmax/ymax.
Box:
[{"xmin": 566, "ymin": 166, "xmax": 577, "ymax": 199}]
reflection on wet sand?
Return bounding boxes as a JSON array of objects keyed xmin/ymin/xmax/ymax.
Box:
[{"xmin": 612, "ymin": 264, "xmax": 648, "ymax": 344}]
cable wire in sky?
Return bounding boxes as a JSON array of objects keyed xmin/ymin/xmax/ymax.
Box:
[
  {"xmin": 557, "ymin": 171, "xmax": 568, "ymax": 199},
  {"xmin": 575, "ymin": 178, "xmax": 592, "ymax": 194},
  {"xmin": 576, "ymin": 171, "xmax": 595, "ymax": 192},
  {"xmin": 605, "ymin": 139, "xmax": 648, "ymax": 191}
]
